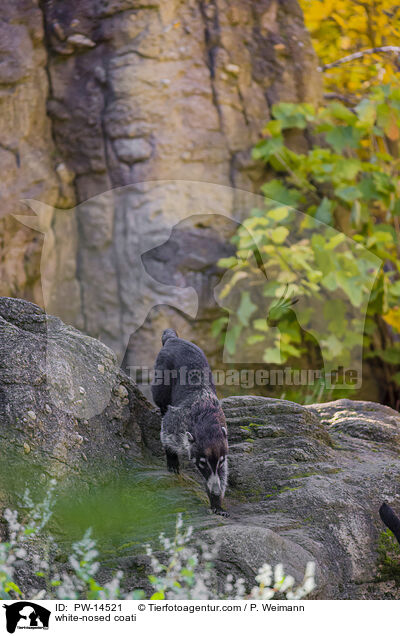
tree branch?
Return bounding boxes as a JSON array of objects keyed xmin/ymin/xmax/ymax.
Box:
[
  {"xmin": 323, "ymin": 92, "xmax": 356, "ymax": 106},
  {"xmin": 319, "ymin": 46, "xmax": 400, "ymax": 71}
]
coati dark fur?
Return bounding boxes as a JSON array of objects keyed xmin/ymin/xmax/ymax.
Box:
[
  {"xmin": 152, "ymin": 328, "xmax": 229, "ymax": 516},
  {"xmin": 379, "ymin": 502, "xmax": 400, "ymax": 545}
]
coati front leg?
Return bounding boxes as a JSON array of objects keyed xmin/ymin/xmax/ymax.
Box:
[
  {"xmin": 166, "ymin": 449, "xmax": 180, "ymax": 474},
  {"xmin": 207, "ymin": 458, "xmax": 229, "ymax": 516},
  {"xmin": 206, "ymin": 487, "xmax": 229, "ymax": 517}
]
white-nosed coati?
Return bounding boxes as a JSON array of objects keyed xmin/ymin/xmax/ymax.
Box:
[{"xmin": 152, "ymin": 329, "xmax": 229, "ymax": 516}]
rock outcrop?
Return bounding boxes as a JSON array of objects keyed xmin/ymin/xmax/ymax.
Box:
[
  {"xmin": 0, "ymin": 296, "xmax": 160, "ymax": 489},
  {"xmin": 206, "ymin": 396, "xmax": 400, "ymax": 599},
  {"xmin": 0, "ymin": 1, "xmax": 76, "ymax": 307},
  {"xmin": 141, "ymin": 391, "xmax": 400, "ymax": 598}
]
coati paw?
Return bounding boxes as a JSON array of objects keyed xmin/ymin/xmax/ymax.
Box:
[
  {"xmin": 168, "ymin": 465, "xmax": 180, "ymax": 474},
  {"xmin": 166, "ymin": 451, "xmax": 180, "ymax": 474},
  {"xmin": 212, "ymin": 508, "xmax": 229, "ymax": 517}
]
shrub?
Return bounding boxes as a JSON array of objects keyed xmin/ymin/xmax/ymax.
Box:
[
  {"xmin": 0, "ymin": 486, "xmax": 316, "ymax": 601},
  {"xmin": 216, "ymin": 86, "xmax": 400, "ymax": 406}
]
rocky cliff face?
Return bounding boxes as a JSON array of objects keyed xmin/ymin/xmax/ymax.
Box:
[
  {"xmin": 0, "ymin": 1, "xmax": 68, "ymax": 307},
  {"xmin": 1, "ymin": 299, "xmax": 400, "ymax": 599},
  {"xmin": 0, "ymin": 0, "xmax": 321, "ymax": 368}
]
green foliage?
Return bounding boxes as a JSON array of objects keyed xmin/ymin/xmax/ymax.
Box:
[
  {"xmin": 216, "ymin": 86, "xmax": 400, "ymax": 405},
  {"xmin": 377, "ymin": 529, "xmax": 400, "ymax": 585}
]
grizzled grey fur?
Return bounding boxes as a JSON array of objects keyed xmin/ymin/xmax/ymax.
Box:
[{"xmin": 152, "ymin": 329, "xmax": 229, "ymax": 516}]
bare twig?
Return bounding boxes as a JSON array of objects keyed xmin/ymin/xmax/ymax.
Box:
[
  {"xmin": 319, "ymin": 46, "xmax": 400, "ymax": 71},
  {"xmin": 323, "ymin": 92, "xmax": 356, "ymax": 106}
]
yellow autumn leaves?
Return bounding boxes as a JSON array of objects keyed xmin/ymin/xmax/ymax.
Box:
[{"xmin": 300, "ymin": 0, "xmax": 400, "ymax": 98}]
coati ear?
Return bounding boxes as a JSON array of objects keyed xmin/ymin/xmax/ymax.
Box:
[
  {"xmin": 222, "ymin": 426, "xmax": 227, "ymax": 438},
  {"xmin": 186, "ymin": 431, "xmax": 195, "ymax": 443}
]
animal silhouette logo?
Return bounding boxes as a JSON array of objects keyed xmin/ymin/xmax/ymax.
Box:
[
  {"xmin": 3, "ymin": 602, "xmax": 50, "ymax": 633},
  {"xmin": 14, "ymin": 180, "xmax": 381, "ymax": 397}
]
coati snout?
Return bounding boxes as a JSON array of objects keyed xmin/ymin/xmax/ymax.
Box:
[
  {"xmin": 187, "ymin": 429, "xmax": 228, "ymax": 497},
  {"xmin": 152, "ymin": 329, "xmax": 229, "ymax": 516}
]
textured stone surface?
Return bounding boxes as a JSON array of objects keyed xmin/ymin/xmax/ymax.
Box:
[
  {"xmin": 0, "ymin": 297, "xmax": 160, "ymax": 486},
  {"xmin": 0, "ymin": 1, "xmax": 76, "ymax": 308},
  {"xmin": 205, "ymin": 396, "xmax": 400, "ymax": 599},
  {"xmin": 142, "ymin": 392, "xmax": 400, "ymax": 598}
]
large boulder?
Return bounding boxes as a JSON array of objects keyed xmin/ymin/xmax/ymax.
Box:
[
  {"xmin": 203, "ymin": 396, "xmax": 400, "ymax": 599},
  {"xmin": 0, "ymin": 297, "xmax": 160, "ymax": 491}
]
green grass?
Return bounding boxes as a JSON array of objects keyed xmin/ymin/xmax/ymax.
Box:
[
  {"xmin": 376, "ymin": 529, "xmax": 400, "ymax": 586},
  {"xmin": 0, "ymin": 455, "xmax": 206, "ymax": 559}
]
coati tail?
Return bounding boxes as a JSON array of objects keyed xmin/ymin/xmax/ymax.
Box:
[{"xmin": 379, "ymin": 502, "xmax": 400, "ymax": 545}]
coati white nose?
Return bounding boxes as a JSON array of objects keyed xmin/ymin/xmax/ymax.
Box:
[{"xmin": 207, "ymin": 473, "xmax": 221, "ymax": 495}]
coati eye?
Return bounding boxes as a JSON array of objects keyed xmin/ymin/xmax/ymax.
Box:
[{"xmin": 199, "ymin": 457, "xmax": 206, "ymax": 465}]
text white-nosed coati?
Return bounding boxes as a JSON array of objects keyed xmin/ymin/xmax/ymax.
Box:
[{"xmin": 152, "ymin": 329, "xmax": 229, "ymax": 516}]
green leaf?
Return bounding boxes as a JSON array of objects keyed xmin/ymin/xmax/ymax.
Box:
[
  {"xmin": 326, "ymin": 233, "xmax": 346, "ymax": 250},
  {"xmin": 334, "ymin": 185, "xmax": 362, "ymax": 203},
  {"xmin": 372, "ymin": 171, "xmax": 394, "ymax": 195},
  {"xmin": 132, "ymin": 590, "xmax": 146, "ymax": 600},
  {"xmin": 247, "ymin": 334, "xmax": 265, "ymax": 345},
  {"xmin": 268, "ymin": 206, "xmax": 290, "ymax": 222},
  {"xmin": 264, "ymin": 120, "xmax": 282, "ymax": 136},
  {"xmin": 262, "ymin": 347, "xmax": 282, "ymax": 364},
  {"xmin": 358, "ymin": 177, "xmax": 380, "ymax": 201},
  {"xmin": 315, "ymin": 197, "xmax": 334, "ymax": 224},
  {"xmin": 224, "ymin": 325, "xmax": 242, "ymax": 356},
  {"xmin": 253, "ymin": 318, "xmax": 269, "ymax": 332},
  {"xmin": 351, "ymin": 200, "xmax": 363, "ymax": 228},
  {"xmin": 4, "ymin": 581, "xmax": 22, "ymax": 595},
  {"xmin": 180, "ymin": 568, "xmax": 194, "ymax": 578},
  {"xmin": 325, "ymin": 102, "xmax": 357, "ymax": 124},
  {"xmin": 390, "ymin": 281, "xmax": 400, "ymax": 297},
  {"xmin": 336, "ymin": 273, "xmax": 363, "ymax": 307},
  {"xmin": 237, "ymin": 291, "xmax": 257, "ymax": 327},
  {"xmin": 355, "ymin": 99, "xmax": 376, "ymax": 126},
  {"xmin": 261, "ymin": 180, "xmax": 301, "ymax": 207},
  {"xmin": 271, "ymin": 103, "xmax": 315, "ymax": 129},
  {"xmin": 270, "ymin": 227, "xmax": 289, "ymax": 244},
  {"xmin": 151, "ymin": 591, "xmax": 165, "ymax": 600},
  {"xmin": 252, "ymin": 136, "xmax": 284, "ymax": 161},
  {"xmin": 218, "ymin": 257, "xmax": 238, "ymax": 269},
  {"xmin": 393, "ymin": 372, "xmax": 400, "ymax": 386},
  {"xmin": 89, "ymin": 579, "xmax": 103, "ymax": 592},
  {"xmin": 379, "ymin": 348, "xmax": 400, "ymax": 364},
  {"xmin": 321, "ymin": 334, "xmax": 343, "ymax": 358},
  {"xmin": 325, "ymin": 126, "xmax": 363, "ymax": 153},
  {"xmin": 280, "ymin": 341, "xmax": 302, "ymax": 358},
  {"xmin": 211, "ymin": 317, "xmax": 228, "ymax": 338}
]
